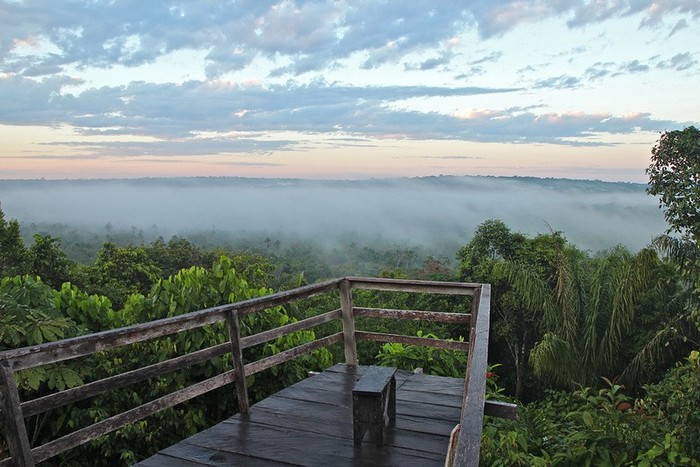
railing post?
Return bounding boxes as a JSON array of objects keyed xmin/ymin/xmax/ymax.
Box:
[
  {"xmin": 0, "ymin": 360, "xmax": 35, "ymax": 467},
  {"xmin": 339, "ymin": 279, "xmax": 358, "ymax": 365},
  {"xmin": 225, "ymin": 310, "xmax": 250, "ymax": 415},
  {"xmin": 455, "ymin": 284, "xmax": 491, "ymax": 467}
]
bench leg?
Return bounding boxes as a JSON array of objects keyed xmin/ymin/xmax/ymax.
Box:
[
  {"xmin": 388, "ymin": 375, "xmax": 396, "ymax": 422},
  {"xmin": 353, "ymin": 394, "xmax": 386, "ymax": 446}
]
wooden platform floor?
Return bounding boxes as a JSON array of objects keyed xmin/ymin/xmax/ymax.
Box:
[{"xmin": 137, "ymin": 364, "xmax": 464, "ymax": 466}]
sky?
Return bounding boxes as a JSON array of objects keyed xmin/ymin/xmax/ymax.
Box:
[{"xmin": 0, "ymin": 0, "xmax": 699, "ymax": 182}]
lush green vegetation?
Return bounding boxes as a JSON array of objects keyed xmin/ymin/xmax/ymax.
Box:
[{"xmin": 1, "ymin": 128, "xmax": 699, "ymax": 464}]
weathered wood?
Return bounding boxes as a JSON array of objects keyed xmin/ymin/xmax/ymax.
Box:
[
  {"xmin": 31, "ymin": 370, "xmax": 237, "ymax": 463},
  {"xmin": 240, "ymin": 309, "xmax": 341, "ymax": 349},
  {"xmin": 138, "ymin": 364, "xmax": 465, "ymax": 467},
  {"xmin": 225, "ymin": 310, "xmax": 249, "ymax": 415},
  {"xmin": 339, "ymin": 279, "xmax": 358, "ymax": 364},
  {"xmin": 21, "ymin": 342, "xmax": 230, "ymax": 417},
  {"xmin": 0, "ymin": 276, "xmax": 492, "ymax": 465},
  {"xmin": 354, "ymin": 307, "xmax": 471, "ymax": 323},
  {"xmin": 353, "ymin": 366, "xmax": 397, "ymax": 446},
  {"xmin": 0, "ymin": 277, "xmax": 343, "ymax": 372},
  {"xmin": 243, "ymin": 333, "xmax": 343, "ymax": 376},
  {"xmin": 454, "ymin": 284, "xmax": 491, "ymax": 467},
  {"xmin": 347, "ymin": 276, "xmax": 478, "ymax": 295},
  {"xmin": 141, "ymin": 442, "xmax": 294, "ymax": 466},
  {"xmin": 484, "ymin": 400, "xmax": 518, "ymax": 420},
  {"xmin": 0, "ymin": 361, "xmax": 34, "ymax": 467},
  {"xmin": 1, "ymin": 309, "xmax": 229, "ymax": 372},
  {"xmin": 183, "ymin": 415, "xmax": 447, "ymax": 466},
  {"xmin": 355, "ymin": 331, "xmax": 469, "ymax": 351}
]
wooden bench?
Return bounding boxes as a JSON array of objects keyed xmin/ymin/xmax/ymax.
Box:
[{"xmin": 352, "ymin": 365, "xmax": 397, "ymax": 446}]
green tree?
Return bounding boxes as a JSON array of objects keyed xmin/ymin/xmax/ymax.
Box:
[
  {"xmin": 504, "ymin": 245, "xmax": 660, "ymax": 388},
  {"xmin": 647, "ymin": 126, "xmax": 700, "ymax": 240},
  {"xmin": 0, "ymin": 203, "xmax": 30, "ymax": 277},
  {"xmin": 29, "ymin": 234, "xmax": 75, "ymax": 289},
  {"xmin": 457, "ymin": 220, "xmax": 564, "ymax": 400},
  {"xmin": 646, "ymin": 126, "xmax": 700, "ymax": 330},
  {"xmin": 144, "ymin": 236, "xmax": 215, "ymax": 278},
  {"xmin": 81, "ymin": 242, "xmax": 162, "ymax": 309}
]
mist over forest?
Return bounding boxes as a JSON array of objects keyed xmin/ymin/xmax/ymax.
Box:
[{"xmin": 0, "ymin": 175, "xmax": 667, "ymax": 260}]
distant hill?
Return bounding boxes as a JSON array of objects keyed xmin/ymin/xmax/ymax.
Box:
[{"xmin": 0, "ymin": 175, "xmax": 668, "ymax": 255}]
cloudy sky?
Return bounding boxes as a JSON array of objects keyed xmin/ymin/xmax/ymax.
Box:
[{"xmin": 0, "ymin": 0, "xmax": 698, "ymax": 182}]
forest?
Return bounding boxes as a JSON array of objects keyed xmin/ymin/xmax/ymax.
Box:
[{"xmin": 1, "ymin": 127, "xmax": 699, "ymax": 465}]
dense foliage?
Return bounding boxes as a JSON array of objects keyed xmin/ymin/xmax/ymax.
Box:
[{"xmin": 647, "ymin": 126, "xmax": 700, "ymax": 240}]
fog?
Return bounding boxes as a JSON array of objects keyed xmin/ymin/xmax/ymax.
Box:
[{"xmin": 0, "ymin": 176, "xmax": 668, "ymax": 256}]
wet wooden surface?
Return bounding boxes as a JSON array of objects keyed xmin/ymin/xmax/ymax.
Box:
[{"xmin": 137, "ymin": 364, "xmax": 463, "ymax": 466}]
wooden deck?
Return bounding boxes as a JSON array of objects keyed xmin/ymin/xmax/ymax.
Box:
[
  {"xmin": 2, "ymin": 277, "xmax": 494, "ymax": 466},
  {"xmin": 137, "ymin": 364, "xmax": 463, "ymax": 466}
]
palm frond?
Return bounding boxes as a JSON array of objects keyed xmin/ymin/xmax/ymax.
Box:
[
  {"xmin": 617, "ymin": 312, "xmax": 699, "ymax": 387},
  {"xmin": 529, "ymin": 332, "xmax": 578, "ymax": 387}
]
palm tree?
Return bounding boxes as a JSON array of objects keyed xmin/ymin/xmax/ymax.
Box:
[
  {"xmin": 617, "ymin": 235, "xmax": 700, "ymax": 386},
  {"xmin": 499, "ymin": 245, "xmax": 658, "ymax": 388}
]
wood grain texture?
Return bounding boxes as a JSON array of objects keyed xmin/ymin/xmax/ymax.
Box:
[{"xmin": 137, "ymin": 364, "xmax": 463, "ymax": 467}]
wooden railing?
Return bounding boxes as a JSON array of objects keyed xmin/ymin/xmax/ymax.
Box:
[{"xmin": 0, "ymin": 277, "xmax": 491, "ymax": 466}]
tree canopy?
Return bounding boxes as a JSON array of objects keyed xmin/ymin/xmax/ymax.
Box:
[{"xmin": 647, "ymin": 126, "xmax": 700, "ymax": 240}]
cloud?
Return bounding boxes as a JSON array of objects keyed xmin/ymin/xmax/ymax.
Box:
[
  {"xmin": 585, "ymin": 62, "xmax": 615, "ymax": 80},
  {"xmin": 1, "ymin": 71, "xmax": 685, "ymax": 157},
  {"xmin": 39, "ymin": 138, "xmax": 296, "ymax": 159},
  {"xmin": 656, "ymin": 52, "xmax": 698, "ymax": 71},
  {"xmin": 1, "ymin": 0, "xmax": 698, "ymax": 171},
  {"xmin": 533, "ymin": 75, "xmax": 581, "ymax": 89},
  {"xmin": 404, "ymin": 51, "xmax": 455, "ymax": 71},
  {"xmin": 621, "ymin": 60, "xmax": 650, "ymax": 73},
  {"xmin": 568, "ymin": 0, "xmax": 700, "ymax": 29},
  {"xmin": 3, "ymin": 1, "xmax": 695, "ymax": 80},
  {"xmin": 668, "ymin": 18, "xmax": 689, "ymax": 37}
]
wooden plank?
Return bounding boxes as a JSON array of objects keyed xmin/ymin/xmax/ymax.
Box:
[
  {"xmin": 355, "ymin": 331, "xmax": 469, "ymax": 351},
  {"xmin": 400, "ymin": 373, "xmax": 465, "ymax": 397},
  {"xmin": 226, "ymin": 310, "xmax": 249, "ymax": 415},
  {"xmin": 454, "ymin": 284, "xmax": 491, "ymax": 467},
  {"xmin": 31, "ymin": 370, "xmax": 237, "ymax": 463},
  {"xmin": 185, "ymin": 416, "xmax": 447, "ymax": 466},
  {"xmin": 394, "ymin": 413, "xmax": 458, "ymax": 437},
  {"xmin": 0, "ymin": 361, "xmax": 34, "ymax": 467},
  {"xmin": 1, "ymin": 309, "xmax": 229, "ymax": 371},
  {"xmin": 353, "ymin": 365, "xmax": 396, "ymax": 394},
  {"xmin": 396, "ymin": 387, "xmax": 462, "ymax": 408},
  {"xmin": 267, "ymin": 379, "xmax": 460, "ymax": 423},
  {"xmin": 354, "ymin": 307, "xmax": 471, "ymax": 323},
  {"xmin": 229, "ymin": 405, "xmax": 452, "ymax": 456},
  {"xmin": 347, "ymin": 276, "xmax": 477, "ymax": 295},
  {"xmin": 268, "ymin": 381, "xmax": 352, "ymax": 406},
  {"xmin": 240, "ymin": 309, "xmax": 341, "ymax": 349},
  {"xmin": 138, "ymin": 442, "xmax": 296, "ymax": 466},
  {"xmin": 243, "ymin": 333, "xmax": 342, "ymax": 376},
  {"xmin": 485, "ymin": 400, "xmax": 518, "ymax": 420},
  {"xmin": 134, "ymin": 364, "xmax": 469, "ymax": 466},
  {"xmin": 256, "ymin": 366, "xmax": 462, "ymax": 426},
  {"xmin": 339, "ymin": 279, "xmax": 358, "ymax": 364},
  {"xmin": 136, "ymin": 453, "xmax": 210, "ymax": 466},
  {"xmin": 320, "ymin": 364, "xmax": 413, "ymax": 388},
  {"xmin": 21, "ymin": 342, "xmax": 230, "ymax": 417}
]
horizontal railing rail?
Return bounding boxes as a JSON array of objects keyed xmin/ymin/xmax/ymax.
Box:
[{"xmin": 0, "ymin": 276, "xmax": 490, "ymax": 467}]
